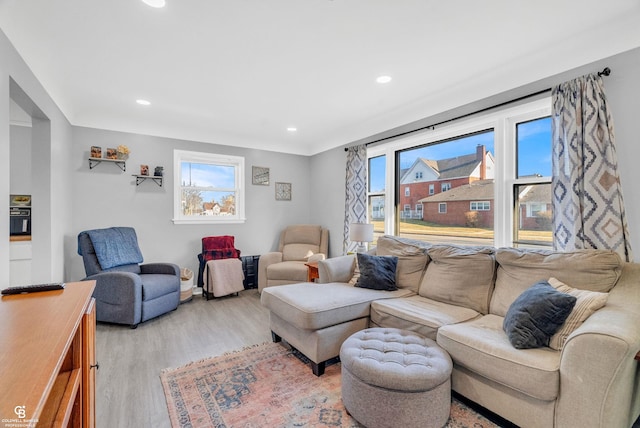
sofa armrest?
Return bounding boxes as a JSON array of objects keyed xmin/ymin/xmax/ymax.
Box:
[
  {"xmin": 317, "ymin": 255, "xmax": 355, "ymax": 284},
  {"xmin": 141, "ymin": 262, "xmax": 180, "ymax": 276},
  {"xmin": 556, "ymin": 263, "xmax": 640, "ymax": 428},
  {"xmin": 258, "ymin": 252, "xmax": 283, "ymax": 291}
]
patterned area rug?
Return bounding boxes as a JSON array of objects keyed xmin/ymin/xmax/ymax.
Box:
[{"xmin": 160, "ymin": 342, "xmax": 501, "ymax": 428}]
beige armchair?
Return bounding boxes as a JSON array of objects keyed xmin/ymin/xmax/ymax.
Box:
[{"xmin": 258, "ymin": 225, "xmax": 329, "ymax": 292}]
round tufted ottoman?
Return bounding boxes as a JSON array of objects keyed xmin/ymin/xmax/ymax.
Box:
[{"xmin": 340, "ymin": 328, "xmax": 452, "ymax": 428}]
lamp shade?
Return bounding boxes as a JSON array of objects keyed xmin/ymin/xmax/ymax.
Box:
[{"xmin": 349, "ymin": 223, "xmax": 374, "ymax": 243}]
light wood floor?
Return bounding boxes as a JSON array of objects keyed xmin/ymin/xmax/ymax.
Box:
[{"xmin": 95, "ymin": 289, "xmax": 271, "ymax": 428}]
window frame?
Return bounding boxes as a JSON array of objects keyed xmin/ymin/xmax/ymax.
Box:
[
  {"xmin": 428, "ymin": 183, "xmax": 434, "ymax": 195},
  {"xmin": 470, "ymin": 201, "xmax": 491, "ymax": 211},
  {"xmin": 366, "ymin": 97, "xmax": 551, "ymax": 247},
  {"xmin": 441, "ymin": 182, "xmax": 451, "ymax": 192},
  {"xmin": 173, "ymin": 150, "xmax": 246, "ymax": 224},
  {"xmin": 438, "ymin": 203, "xmax": 447, "ymax": 214}
]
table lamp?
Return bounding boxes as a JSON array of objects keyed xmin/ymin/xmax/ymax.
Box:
[{"xmin": 349, "ymin": 223, "xmax": 374, "ymax": 253}]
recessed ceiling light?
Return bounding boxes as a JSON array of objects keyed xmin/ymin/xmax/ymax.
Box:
[
  {"xmin": 136, "ymin": 99, "xmax": 151, "ymax": 106},
  {"xmin": 376, "ymin": 75, "xmax": 392, "ymax": 84},
  {"xmin": 287, "ymin": 127, "xmax": 297, "ymax": 132},
  {"xmin": 142, "ymin": 0, "xmax": 166, "ymax": 8}
]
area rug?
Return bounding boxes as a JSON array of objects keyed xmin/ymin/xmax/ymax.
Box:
[{"xmin": 160, "ymin": 342, "xmax": 501, "ymax": 428}]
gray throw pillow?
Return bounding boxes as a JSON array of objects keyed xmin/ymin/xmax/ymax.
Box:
[
  {"xmin": 503, "ymin": 280, "xmax": 577, "ymax": 349},
  {"xmin": 355, "ymin": 253, "xmax": 398, "ymax": 291}
]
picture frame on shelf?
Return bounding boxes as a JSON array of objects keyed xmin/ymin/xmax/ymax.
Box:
[
  {"xmin": 275, "ymin": 182, "xmax": 292, "ymax": 201},
  {"xmin": 252, "ymin": 166, "xmax": 270, "ymax": 185},
  {"xmin": 106, "ymin": 148, "xmax": 117, "ymax": 159},
  {"xmin": 90, "ymin": 146, "xmax": 102, "ymax": 158}
]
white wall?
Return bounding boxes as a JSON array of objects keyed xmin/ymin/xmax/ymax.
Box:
[
  {"xmin": 67, "ymin": 126, "xmax": 313, "ymax": 281},
  {"xmin": 0, "ymin": 29, "xmax": 74, "ymax": 287},
  {"xmin": 9, "ymin": 125, "xmax": 31, "ymax": 193}
]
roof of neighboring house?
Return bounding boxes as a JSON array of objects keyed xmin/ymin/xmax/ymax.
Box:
[
  {"xmin": 431, "ymin": 153, "xmax": 480, "ymax": 179},
  {"xmin": 401, "ymin": 149, "xmax": 492, "ymax": 183},
  {"xmin": 518, "ymin": 183, "xmax": 552, "ymax": 203},
  {"xmin": 418, "ymin": 179, "xmax": 494, "ymax": 203},
  {"xmin": 203, "ymin": 202, "xmax": 220, "ymax": 210}
]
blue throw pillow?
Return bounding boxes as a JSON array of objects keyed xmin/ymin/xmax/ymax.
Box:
[
  {"xmin": 354, "ymin": 253, "xmax": 398, "ymax": 291},
  {"xmin": 503, "ymin": 280, "xmax": 577, "ymax": 349}
]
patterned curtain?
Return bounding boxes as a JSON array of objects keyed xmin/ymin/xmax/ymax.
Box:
[
  {"xmin": 551, "ymin": 73, "xmax": 633, "ymax": 261},
  {"xmin": 344, "ymin": 145, "xmax": 368, "ymax": 254}
]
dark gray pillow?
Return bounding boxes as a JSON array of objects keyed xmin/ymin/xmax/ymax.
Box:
[
  {"xmin": 503, "ymin": 280, "xmax": 577, "ymax": 349},
  {"xmin": 354, "ymin": 253, "xmax": 398, "ymax": 291}
]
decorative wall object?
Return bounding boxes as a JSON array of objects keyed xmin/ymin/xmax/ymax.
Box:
[
  {"xmin": 252, "ymin": 166, "xmax": 270, "ymax": 185},
  {"xmin": 106, "ymin": 148, "xmax": 117, "ymax": 159},
  {"xmin": 275, "ymin": 182, "xmax": 291, "ymax": 200},
  {"xmin": 90, "ymin": 146, "xmax": 102, "ymax": 158},
  {"xmin": 140, "ymin": 164, "xmax": 149, "ymax": 176},
  {"xmin": 154, "ymin": 166, "xmax": 164, "ymax": 177},
  {"xmin": 117, "ymin": 145, "xmax": 130, "ymax": 160}
]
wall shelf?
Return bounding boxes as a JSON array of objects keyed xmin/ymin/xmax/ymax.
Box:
[
  {"xmin": 133, "ymin": 175, "xmax": 163, "ymax": 187},
  {"xmin": 89, "ymin": 157, "xmax": 126, "ymax": 171}
]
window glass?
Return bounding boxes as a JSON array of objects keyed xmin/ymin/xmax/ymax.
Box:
[
  {"xmin": 517, "ymin": 117, "xmax": 551, "ymax": 178},
  {"xmin": 173, "ymin": 150, "xmax": 245, "ymax": 224},
  {"xmin": 514, "ymin": 116, "xmax": 552, "ymax": 248},
  {"xmin": 514, "ymin": 183, "xmax": 552, "ymax": 247},
  {"xmin": 397, "ymin": 130, "xmax": 494, "ymax": 245},
  {"xmin": 368, "ymin": 155, "xmax": 386, "ymax": 245}
]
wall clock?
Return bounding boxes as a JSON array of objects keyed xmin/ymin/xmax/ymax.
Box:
[
  {"xmin": 252, "ymin": 166, "xmax": 270, "ymax": 185},
  {"xmin": 275, "ymin": 182, "xmax": 292, "ymax": 201}
]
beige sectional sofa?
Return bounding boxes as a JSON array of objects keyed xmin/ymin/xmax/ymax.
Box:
[{"xmin": 260, "ymin": 236, "xmax": 640, "ymax": 428}]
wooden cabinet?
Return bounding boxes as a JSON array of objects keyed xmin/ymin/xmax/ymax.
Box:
[{"xmin": 0, "ymin": 281, "xmax": 96, "ymax": 427}]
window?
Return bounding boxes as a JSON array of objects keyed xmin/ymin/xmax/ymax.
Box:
[
  {"xmin": 367, "ymin": 97, "xmax": 551, "ymax": 248},
  {"xmin": 368, "ymin": 155, "xmax": 386, "ymax": 244},
  {"xmin": 405, "ymin": 187, "xmax": 410, "ymax": 196},
  {"xmin": 470, "ymin": 201, "xmax": 490, "ymax": 211},
  {"xmin": 173, "ymin": 150, "xmax": 245, "ymax": 224},
  {"xmin": 415, "ymin": 171, "xmax": 423, "ymax": 179},
  {"xmin": 513, "ymin": 116, "xmax": 552, "ymax": 248},
  {"xmin": 416, "ymin": 204, "xmax": 423, "ymax": 216}
]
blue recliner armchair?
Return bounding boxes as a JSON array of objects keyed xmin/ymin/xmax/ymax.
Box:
[{"xmin": 77, "ymin": 227, "xmax": 181, "ymax": 328}]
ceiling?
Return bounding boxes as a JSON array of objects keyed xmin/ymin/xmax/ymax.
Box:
[{"xmin": 2, "ymin": 1, "xmax": 640, "ymax": 156}]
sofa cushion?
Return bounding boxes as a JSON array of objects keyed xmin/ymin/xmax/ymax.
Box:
[
  {"xmin": 376, "ymin": 235, "xmax": 430, "ymax": 293},
  {"xmin": 490, "ymin": 248, "xmax": 622, "ymax": 317},
  {"xmin": 266, "ymin": 260, "xmax": 308, "ymax": 282},
  {"xmin": 437, "ymin": 314, "xmax": 562, "ymax": 401},
  {"xmin": 282, "ymin": 243, "xmax": 320, "ymax": 261},
  {"xmin": 419, "ymin": 245, "xmax": 496, "ymax": 314},
  {"xmin": 548, "ymin": 277, "xmax": 609, "ymax": 351},
  {"xmin": 260, "ymin": 282, "xmax": 414, "ymax": 331},
  {"xmin": 503, "ymin": 281, "xmax": 576, "ymax": 349},
  {"xmin": 355, "ymin": 253, "xmax": 398, "ymax": 291},
  {"xmin": 370, "ymin": 295, "xmax": 481, "ymax": 340}
]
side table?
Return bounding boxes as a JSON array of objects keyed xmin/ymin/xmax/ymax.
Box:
[{"xmin": 305, "ymin": 261, "xmax": 319, "ymax": 283}]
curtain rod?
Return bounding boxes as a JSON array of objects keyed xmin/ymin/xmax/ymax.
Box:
[{"xmin": 345, "ymin": 66, "xmax": 611, "ymax": 151}]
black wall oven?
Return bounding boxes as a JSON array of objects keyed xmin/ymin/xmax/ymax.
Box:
[{"xmin": 10, "ymin": 207, "xmax": 31, "ymax": 236}]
